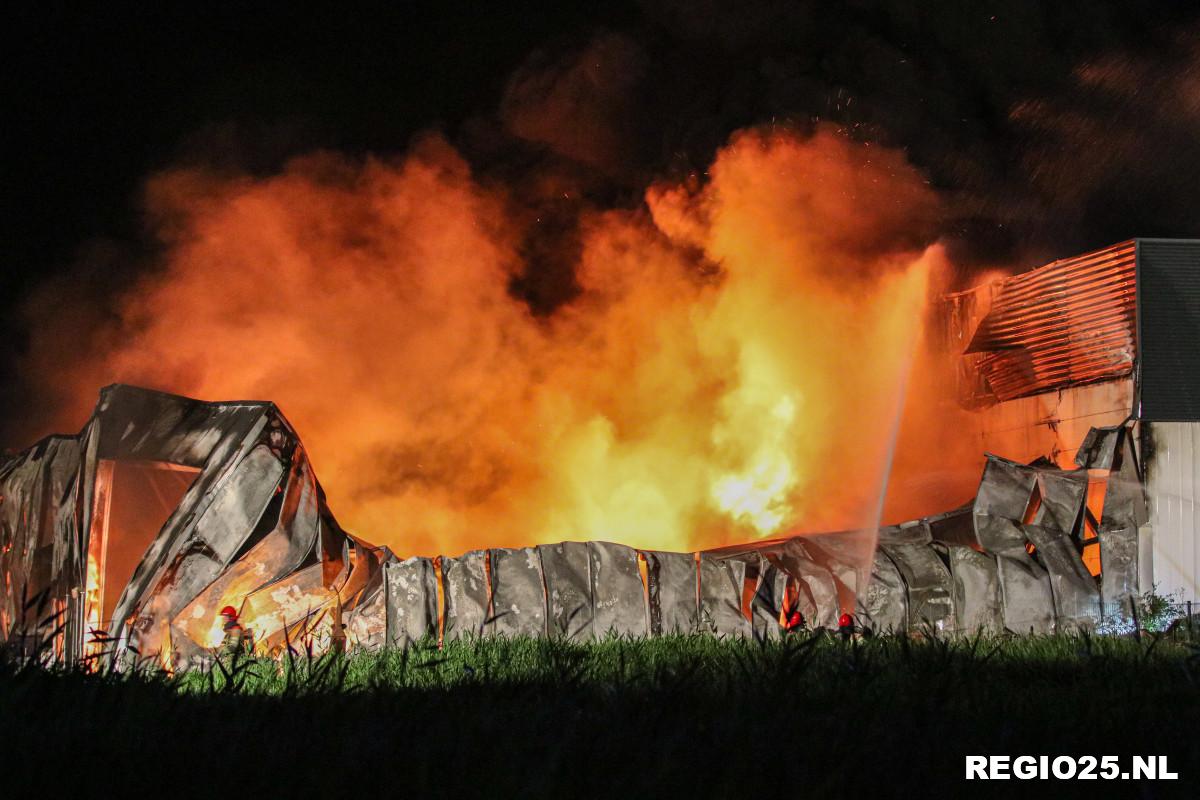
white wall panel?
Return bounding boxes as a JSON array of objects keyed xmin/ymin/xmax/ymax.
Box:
[{"xmin": 1145, "ymin": 422, "xmax": 1200, "ymax": 603}]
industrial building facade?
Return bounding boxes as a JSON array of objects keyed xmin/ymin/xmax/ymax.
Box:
[{"xmin": 944, "ymin": 238, "xmax": 1200, "ymax": 605}]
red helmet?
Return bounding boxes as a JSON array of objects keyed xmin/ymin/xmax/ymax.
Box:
[
  {"xmin": 838, "ymin": 613, "xmax": 853, "ymax": 628},
  {"xmin": 219, "ymin": 605, "xmax": 238, "ymax": 618}
]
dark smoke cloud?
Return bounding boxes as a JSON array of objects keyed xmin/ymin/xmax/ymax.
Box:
[
  {"xmin": 488, "ymin": 0, "xmax": 1200, "ymax": 271},
  {"xmin": 1009, "ymin": 32, "xmax": 1200, "ymax": 255}
]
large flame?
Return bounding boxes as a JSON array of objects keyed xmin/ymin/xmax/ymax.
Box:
[
  {"xmin": 82, "ymin": 550, "xmax": 102, "ymax": 661},
  {"xmin": 27, "ymin": 125, "xmax": 970, "ymax": 558}
]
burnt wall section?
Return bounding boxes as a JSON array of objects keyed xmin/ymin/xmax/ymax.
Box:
[
  {"xmin": 487, "ymin": 547, "xmax": 546, "ymax": 638},
  {"xmin": 1081, "ymin": 426, "xmax": 1149, "ymax": 616},
  {"xmin": 642, "ymin": 550, "xmax": 698, "ymax": 635},
  {"xmin": 589, "ymin": 542, "xmax": 647, "ymax": 638},
  {"xmin": 1, "ymin": 384, "xmax": 383, "ymax": 667},
  {"xmin": 944, "ymin": 546, "xmax": 1003, "ymax": 634},
  {"xmin": 0, "ymin": 436, "xmax": 84, "ymax": 656},
  {"xmin": 698, "ymin": 554, "xmax": 751, "ymax": 638},
  {"xmin": 3, "ymin": 382, "xmax": 1140, "ymax": 663},
  {"xmin": 538, "ymin": 541, "xmax": 592, "ymax": 641},
  {"xmin": 441, "ymin": 550, "xmax": 489, "ymax": 641},
  {"xmin": 370, "ymin": 434, "xmax": 1138, "ymax": 647},
  {"xmin": 383, "ymin": 556, "xmax": 438, "ymax": 647},
  {"xmin": 858, "ymin": 550, "xmax": 908, "ymax": 633}
]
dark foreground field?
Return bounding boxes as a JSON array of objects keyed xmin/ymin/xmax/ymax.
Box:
[{"xmin": 3, "ymin": 632, "xmax": 1198, "ymax": 797}]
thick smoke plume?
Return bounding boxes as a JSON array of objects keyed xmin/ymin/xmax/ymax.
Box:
[{"xmin": 18, "ymin": 126, "xmax": 965, "ymax": 557}]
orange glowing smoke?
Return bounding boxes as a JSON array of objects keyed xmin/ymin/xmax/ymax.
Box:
[{"xmin": 26, "ymin": 125, "xmax": 964, "ymax": 558}]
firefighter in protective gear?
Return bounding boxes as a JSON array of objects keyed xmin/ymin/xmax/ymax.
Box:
[
  {"xmin": 219, "ymin": 605, "xmax": 249, "ymax": 656},
  {"xmin": 837, "ymin": 612, "xmax": 855, "ymax": 640}
]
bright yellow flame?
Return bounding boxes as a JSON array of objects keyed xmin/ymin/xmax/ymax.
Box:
[
  {"xmin": 82, "ymin": 551, "xmax": 102, "ymax": 661},
  {"xmin": 160, "ymin": 621, "xmax": 174, "ymax": 675},
  {"xmin": 712, "ymin": 395, "xmax": 798, "ymax": 535}
]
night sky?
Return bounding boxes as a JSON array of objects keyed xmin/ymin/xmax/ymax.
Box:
[{"xmin": 6, "ymin": 1, "xmax": 1200, "ymax": 439}]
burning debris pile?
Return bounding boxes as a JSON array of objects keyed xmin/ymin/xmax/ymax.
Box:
[{"xmin": 1, "ymin": 382, "xmax": 1140, "ymax": 668}]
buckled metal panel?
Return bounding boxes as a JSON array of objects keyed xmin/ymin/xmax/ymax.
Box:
[
  {"xmin": 383, "ymin": 556, "xmax": 438, "ymax": 648},
  {"xmin": 487, "ymin": 547, "xmax": 546, "ymax": 637},
  {"xmin": 440, "ymin": 550, "xmax": 489, "ymax": 641},
  {"xmin": 538, "ymin": 541, "xmax": 593, "ymax": 641},
  {"xmin": 962, "ymin": 240, "xmax": 1136, "ymax": 402}
]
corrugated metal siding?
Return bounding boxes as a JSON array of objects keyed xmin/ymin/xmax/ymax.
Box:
[
  {"xmin": 1136, "ymin": 239, "xmax": 1200, "ymax": 421},
  {"xmin": 1145, "ymin": 421, "xmax": 1200, "ymax": 603},
  {"xmin": 965, "ymin": 240, "xmax": 1137, "ymax": 402}
]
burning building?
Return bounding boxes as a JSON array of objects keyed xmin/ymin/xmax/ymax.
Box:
[
  {"xmin": 942, "ymin": 238, "xmax": 1200, "ymax": 607},
  {"xmin": 1, "ymin": 238, "xmax": 1198, "ymax": 666}
]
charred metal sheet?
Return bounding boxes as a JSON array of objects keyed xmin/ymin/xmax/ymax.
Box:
[
  {"xmin": 927, "ymin": 504, "xmax": 978, "ymax": 548},
  {"xmin": 95, "ymin": 384, "xmax": 270, "ymax": 468},
  {"xmin": 957, "ymin": 240, "xmax": 1136, "ymax": 403},
  {"xmin": 335, "ymin": 535, "xmax": 384, "ymax": 611},
  {"xmin": 879, "ymin": 542, "xmax": 954, "ymax": 633},
  {"xmin": 346, "ymin": 579, "xmax": 386, "ymax": 650},
  {"xmin": 769, "ymin": 538, "xmax": 840, "ymax": 629},
  {"xmin": 1075, "ymin": 426, "xmax": 1123, "ymax": 470},
  {"xmin": 1098, "ymin": 426, "xmax": 1148, "ymax": 616},
  {"xmin": 750, "ymin": 558, "xmax": 786, "ymax": 640},
  {"xmin": 588, "ymin": 541, "xmax": 647, "ymax": 638},
  {"xmin": 176, "ymin": 528, "xmax": 300, "ymax": 646},
  {"xmin": 943, "ymin": 544, "xmax": 1003, "ymax": 634},
  {"xmin": 975, "ymin": 455, "xmax": 1038, "ymax": 523},
  {"xmin": 1099, "ymin": 526, "xmax": 1139, "ymax": 617},
  {"xmin": 241, "ymin": 561, "xmax": 331, "ymax": 650},
  {"xmin": 877, "ymin": 520, "xmax": 932, "ymax": 546},
  {"xmin": 975, "ymin": 514, "xmax": 1056, "ymax": 633},
  {"xmin": 995, "ymin": 555, "xmax": 1056, "ymax": 634},
  {"xmin": 859, "ymin": 549, "xmax": 907, "ymax": 633},
  {"xmin": 1099, "ymin": 428, "xmax": 1148, "ymax": 531},
  {"xmin": 441, "ymin": 550, "xmax": 489, "ymax": 641},
  {"xmin": 538, "ymin": 541, "xmax": 592, "ymax": 641},
  {"xmin": 1022, "ymin": 523, "xmax": 1100, "ymax": 630},
  {"xmin": 800, "ymin": 530, "xmax": 872, "ymax": 615},
  {"xmin": 0, "ymin": 435, "xmax": 82, "ymax": 648},
  {"xmin": 974, "ymin": 514, "xmax": 1030, "ymax": 558},
  {"xmin": 1033, "ymin": 470, "xmax": 1089, "ymax": 535},
  {"xmin": 487, "ymin": 547, "xmax": 546, "ymax": 638},
  {"xmin": 384, "ymin": 556, "xmax": 438, "ymax": 648},
  {"xmin": 641, "ymin": 550, "xmax": 698, "ymax": 635},
  {"xmin": 699, "ymin": 554, "xmax": 751, "ymax": 638},
  {"xmin": 3, "ymin": 382, "xmax": 1107, "ymax": 662},
  {"xmin": 120, "ymin": 444, "xmax": 287, "ymax": 655}
]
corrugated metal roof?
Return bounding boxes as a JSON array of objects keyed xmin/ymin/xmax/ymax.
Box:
[{"xmin": 963, "ymin": 240, "xmax": 1137, "ymax": 402}]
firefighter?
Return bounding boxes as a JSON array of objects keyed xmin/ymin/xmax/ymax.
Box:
[{"xmin": 219, "ymin": 605, "xmax": 248, "ymax": 657}]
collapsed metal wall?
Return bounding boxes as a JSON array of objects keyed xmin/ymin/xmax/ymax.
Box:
[
  {"xmin": 360, "ymin": 440, "xmax": 1139, "ymax": 648},
  {"xmin": 939, "ymin": 237, "xmax": 1199, "ymax": 605},
  {"xmin": 0, "ymin": 384, "xmax": 382, "ymax": 666},
  {"xmin": 2, "ymin": 384, "xmax": 1142, "ymax": 667}
]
